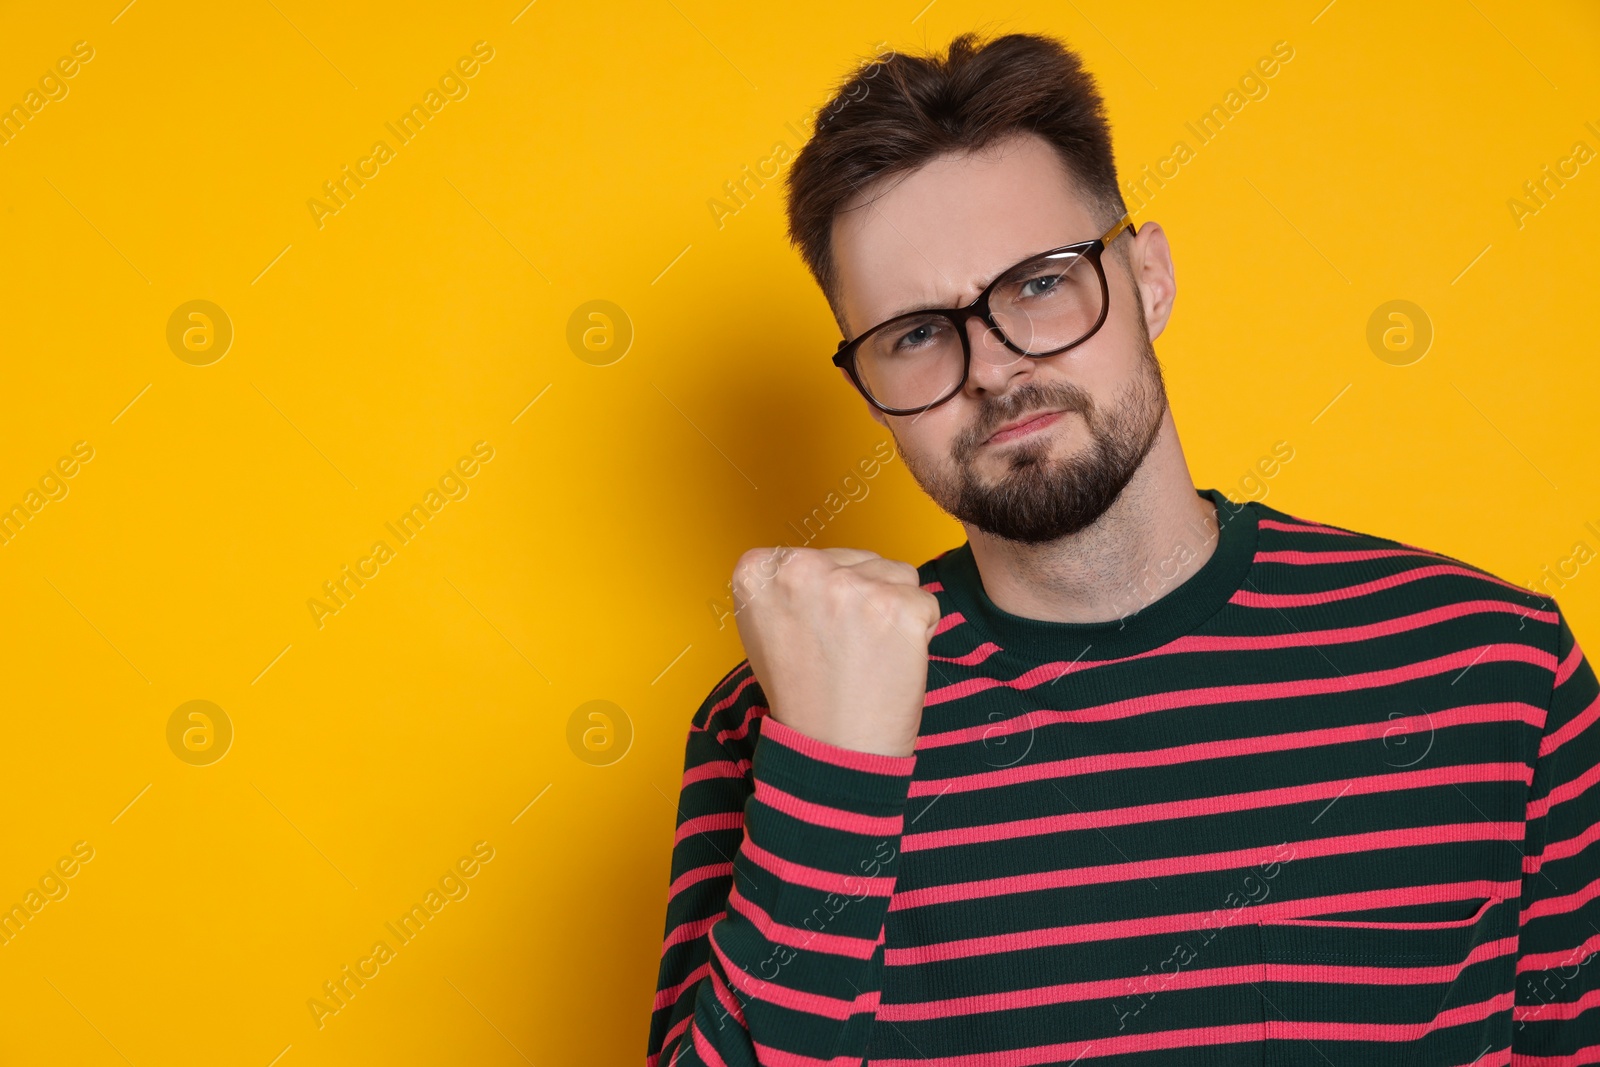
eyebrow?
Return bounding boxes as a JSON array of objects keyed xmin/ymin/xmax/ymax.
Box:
[{"xmin": 874, "ymin": 246, "xmax": 1080, "ymax": 322}]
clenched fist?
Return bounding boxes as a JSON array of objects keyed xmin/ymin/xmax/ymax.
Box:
[{"xmin": 731, "ymin": 546, "xmax": 941, "ymax": 757}]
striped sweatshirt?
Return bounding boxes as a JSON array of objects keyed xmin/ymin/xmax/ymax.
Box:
[{"xmin": 648, "ymin": 488, "xmax": 1600, "ymax": 1067}]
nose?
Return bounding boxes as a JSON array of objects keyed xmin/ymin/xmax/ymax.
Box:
[{"xmin": 962, "ymin": 314, "xmax": 1033, "ymax": 397}]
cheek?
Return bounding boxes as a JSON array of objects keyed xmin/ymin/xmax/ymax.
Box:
[
  {"xmin": 1064, "ymin": 309, "xmax": 1154, "ymax": 395},
  {"xmin": 891, "ymin": 407, "xmax": 964, "ymax": 467}
]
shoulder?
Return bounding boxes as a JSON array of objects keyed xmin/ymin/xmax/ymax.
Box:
[
  {"xmin": 1250, "ymin": 499, "xmax": 1533, "ymax": 595},
  {"xmin": 1247, "ymin": 498, "xmax": 1560, "ymax": 651}
]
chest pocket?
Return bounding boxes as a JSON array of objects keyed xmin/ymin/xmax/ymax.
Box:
[{"xmin": 1258, "ymin": 897, "xmax": 1515, "ymax": 1067}]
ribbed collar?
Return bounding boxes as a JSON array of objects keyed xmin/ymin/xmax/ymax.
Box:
[{"xmin": 931, "ymin": 487, "xmax": 1260, "ymax": 662}]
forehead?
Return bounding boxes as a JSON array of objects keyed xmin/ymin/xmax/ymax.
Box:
[{"xmin": 830, "ymin": 133, "xmax": 1099, "ymax": 335}]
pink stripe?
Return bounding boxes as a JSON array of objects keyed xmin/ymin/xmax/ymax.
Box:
[
  {"xmin": 675, "ymin": 812, "xmax": 742, "ymax": 846},
  {"xmin": 1529, "ymin": 759, "xmax": 1600, "ymax": 820},
  {"xmin": 1230, "ymin": 562, "xmax": 1526, "ymax": 609},
  {"xmin": 762, "ymin": 717, "xmax": 917, "ymax": 777},
  {"xmin": 1170, "ymin": 600, "xmax": 1558, "ymax": 655},
  {"xmin": 1270, "ymin": 934, "xmax": 1515, "ymax": 981},
  {"xmin": 1523, "ymin": 874, "xmax": 1600, "ymax": 923},
  {"xmin": 930, "ymin": 641, "xmax": 1002, "ymax": 666},
  {"xmin": 752, "ymin": 1042, "xmax": 877, "ymax": 1067},
  {"xmin": 727, "ymin": 884, "xmax": 881, "ymax": 960},
  {"xmin": 1558, "ymin": 641, "xmax": 1587, "ymax": 686},
  {"xmin": 709, "ymin": 968, "xmax": 745, "ymax": 1028},
  {"xmin": 1277, "ymin": 894, "xmax": 1501, "ymax": 931},
  {"xmin": 1519, "ymin": 929, "xmax": 1600, "ymax": 974},
  {"xmin": 933, "ymin": 611, "xmax": 966, "ymax": 636},
  {"xmin": 653, "ymin": 1015, "xmax": 692, "ymax": 1067},
  {"xmin": 654, "ymin": 961, "xmax": 711, "ymax": 1011},
  {"xmin": 1543, "ymin": 691, "xmax": 1600, "ymax": 757},
  {"xmin": 703, "ymin": 669, "xmax": 760, "ymax": 719},
  {"xmin": 1266, "ymin": 990, "xmax": 1511, "ymax": 1042},
  {"xmin": 904, "ymin": 763, "xmax": 1530, "ymax": 851},
  {"xmin": 667, "ymin": 861, "xmax": 733, "ymax": 900},
  {"xmin": 1514, "ymin": 1050, "xmax": 1600, "ymax": 1067},
  {"xmin": 921, "ymin": 601, "xmax": 1551, "ymax": 708},
  {"xmin": 879, "ymin": 964, "xmax": 1265, "ymax": 1022},
  {"xmin": 890, "ymin": 824, "xmax": 1520, "ymax": 911},
  {"xmin": 1255, "ymin": 548, "xmax": 1439, "ymax": 565},
  {"xmin": 921, "ymin": 645, "xmax": 1553, "ymax": 748},
  {"xmin": 715, "ymin": 702, "xmax": 767, "ymax": 746},
  {"xmin": 682, "ymin": 759, "xmax": 751, "ymax": 788},
  {"xmin": 1258, "ymin": 517, "xmax": 1358, "ymax": 537},
  {"xmin": 884, "ymin": 879, "xmax": 1520, "ymax": 964},
  {"xmin": 922, "ymin": 581, "xmax": 945, "ymax": 592},
  {"xmin": 1513, "ymin": 1045, "xmax": 1600, "ymax": 1067},
  {"xmin": 660, "ymin": 912, "xmax": 722, "ymax": 954},
  {"xmin": 740, "ymin": 837, "xmax": 896, "ymax": 897},
  {"xmin": 908, "ymin": 702, "xmax": 1543, "ymax": 797},
  {"xmin": 1538, "ymin": 818, "xmax": 1600, "ymax": 869},
  {"xmin": 754, "ymin": 779, "xmax": 903, "ymax": 837},
  {"xmin": 869, "ymin": 1022, "xmax": 1264, "ymax": 1067},
  {"xmin": 692, "ymin": 1018, "xmax": 733, "ymax": 1067},
  {"xmin": 879, "ymin": 937, "xmax": 1515, "ymax": 1022},
  {"xmin": 712, "ymin": 933, "xmax": 877, "ymax": 1020},
  {"xmin": 1515, "ymin": 986, "xmax": 1600, "ymax": 1022}
]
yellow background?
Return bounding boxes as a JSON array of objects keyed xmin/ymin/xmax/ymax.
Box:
[{"xmin": 2, "ymin": 1, "xmax": 1597, "ymax": 1063}]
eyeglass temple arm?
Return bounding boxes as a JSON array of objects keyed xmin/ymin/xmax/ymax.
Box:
[{"xmin": 1099, "ymin": 212, "xmax": 1136, "ymax": 246}]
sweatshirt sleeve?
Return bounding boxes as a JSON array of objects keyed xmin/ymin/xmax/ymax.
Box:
[
  {"xmin": 1514, "ymin": 604, "xmax": 1600, "ymax": 1062},
  {"xmin": 646, "ymin": 661, "xmax": 917, "ymax": 1067}
]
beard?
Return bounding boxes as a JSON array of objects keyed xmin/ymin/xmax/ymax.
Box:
[{"xmin": 901, "ymin": 326, "xmax": 1169, "ymax": 545}]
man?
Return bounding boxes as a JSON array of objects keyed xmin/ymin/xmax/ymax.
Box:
[{"xmin": 648, "ymin": 32, "xmax": 1599, "ymax": 1067}]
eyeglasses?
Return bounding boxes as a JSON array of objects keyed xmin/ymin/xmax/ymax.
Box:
[{"xmin": 832, "ymin": 214, "xmax": 1135, "ymax": 415}]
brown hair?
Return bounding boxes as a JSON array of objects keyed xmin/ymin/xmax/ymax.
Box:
[{"xmin": 785, "ymin": 32, "xmax": 1126, "ymax": 312}]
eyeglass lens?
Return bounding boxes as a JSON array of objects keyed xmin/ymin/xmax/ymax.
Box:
[{"xmin": 853, "ymin": 248, "xmax": 1103, "ymax": 411}]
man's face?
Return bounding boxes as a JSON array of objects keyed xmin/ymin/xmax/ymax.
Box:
[{"xmin": 830, "ymin": 133, "xmax": 1176, "ymax": 544}]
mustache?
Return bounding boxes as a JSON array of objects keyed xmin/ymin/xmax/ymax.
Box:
[{"xmin": 953, "ymin": 381, "xmax": 1095, "ymax": 458}]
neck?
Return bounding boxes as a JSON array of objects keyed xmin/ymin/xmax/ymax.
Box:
[{"xmin": 964, "ymin": 408, "xmax": 1220, "ymax": 624}]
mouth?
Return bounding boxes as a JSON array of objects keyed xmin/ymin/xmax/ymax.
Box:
[{"xmin": 984, "ymin": 408, "xmax": 1068, "ymax": 446}]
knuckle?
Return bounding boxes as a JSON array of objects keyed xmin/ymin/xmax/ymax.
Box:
[{"xmin": 889, "ymin": 560, "xmax": 919, "ymax": 583}]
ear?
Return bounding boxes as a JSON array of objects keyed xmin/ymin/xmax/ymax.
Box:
[{"xmin": 1125, "ymin": 221, "xmax": 1176, "ymax": 342}]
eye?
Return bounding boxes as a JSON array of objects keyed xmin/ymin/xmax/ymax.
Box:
[
  {"xmin": 1020, "ymin": 273, "xmax": 1063, "ymax": 298},
  {"xmin": 890, "ymin": 317, "xmax": 948, "ymax": 351},
  {"xmin": 1005, "ymin": 253, "xmax": 1085, "ymax": 301}
]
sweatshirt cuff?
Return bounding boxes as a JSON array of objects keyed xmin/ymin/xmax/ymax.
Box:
[{"xmin": 753, "ymin": 716, "xmax": 916, "ymax": 814}]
